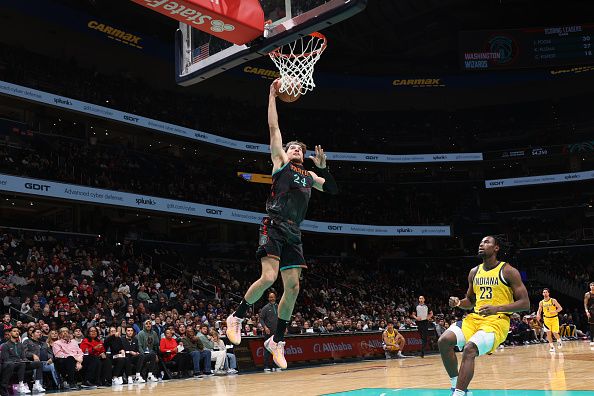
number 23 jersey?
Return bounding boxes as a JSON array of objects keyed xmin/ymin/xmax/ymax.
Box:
[
  {"xmin": 473, "ymin": 261, "xmax": 514, "ymax": 315},
  {"xmin": 266, "ymin": 161, "xmax": 314, "ymax": 225}
]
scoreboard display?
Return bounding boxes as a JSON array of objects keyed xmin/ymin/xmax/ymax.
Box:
[{"xmin": 460, "ymin": 24, "xmax": 594, "ymax": 71}]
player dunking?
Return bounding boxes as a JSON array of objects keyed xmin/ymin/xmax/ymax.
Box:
[
  {"xmin": 584, "ymin": 282, "xmax": 594, "ymax": 346},
  {"xmin": 438, "ymin": 236, "xmax": 530, "ymax": 396},
  {"xmin": 536, "ymin": 288, "xmax": 563, "ymax": 353},
  {"xmin": 225, "ymin": 80, "xmax": 338, "ymax": 369}
]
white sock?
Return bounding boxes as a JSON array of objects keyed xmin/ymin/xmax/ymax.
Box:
[
  {"xmin": 453, "ymin": 389, "xmax": 466, "ymax": 396},
  {"xmin": 450, "ymin": 376, "xmax": 458, "ymax": 388}
]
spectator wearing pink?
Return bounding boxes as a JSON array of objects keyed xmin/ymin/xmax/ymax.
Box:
[{"xmin": 52, "ymin": 328, "xmax": 84, "ymax": 390}]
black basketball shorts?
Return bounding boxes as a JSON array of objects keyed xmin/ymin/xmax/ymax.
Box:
[{"xmin": 256, "ymin": 216, "xmax": 307, "ymax": 271}]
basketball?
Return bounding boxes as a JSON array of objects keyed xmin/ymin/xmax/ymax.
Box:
[{"xmin": 275, "ymin": 78, "xmax": 302, "ymax": 103}]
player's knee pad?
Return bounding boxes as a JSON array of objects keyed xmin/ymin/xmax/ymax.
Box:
[
  {"xmin": 445, "ymin": 323, "xmax": 466, "ymax": 350},
  {"xmin": 468, "ymin": 330, "xmax": 495, "ymax": 356}
]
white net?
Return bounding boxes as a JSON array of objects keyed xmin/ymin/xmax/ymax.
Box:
[{"xmin": 268, "ymin": 32, "xmax": 327, "ymax": 97}]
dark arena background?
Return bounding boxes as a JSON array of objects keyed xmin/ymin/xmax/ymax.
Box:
[{"xmin": 0, "ymin": 1, "xmax": 593, "ymax": 395}]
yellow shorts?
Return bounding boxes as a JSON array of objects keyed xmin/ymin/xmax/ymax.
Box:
[
  {"xmin": 461, "ymin": 313, "xmax": 511, "ymax": 354},
  {"xmin": 543, "ymin": 316, "xmax": 559, "ymax": 334}
]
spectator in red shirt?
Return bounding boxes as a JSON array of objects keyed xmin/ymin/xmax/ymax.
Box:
[
  {"xmin": 80, "ymin": 327, "xmax": 111, "ymax": 386},
  {"xmin": 159, "ymin": 328, "xmax": 178, "ymax": 362},
  {"xmin": 2, "ymin": 313, "xmax": 12, "ymax": 330},
  {"xmin": 77, "ymin": 279, "xmax": 92, "ymax": 294},
  {"xmin": 159, "ymin": 328, "xmax": 191, "ymax": 378}
]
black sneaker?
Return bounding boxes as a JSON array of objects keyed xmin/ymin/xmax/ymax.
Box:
[{"xmin": 81, "ymin": 381, "xmax": 96, "ymax": 388}]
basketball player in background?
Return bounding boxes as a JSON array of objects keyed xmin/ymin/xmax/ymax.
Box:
[
  {"xmin": 412, "ymin": 295, "xmax": 433, "ymax": 357},
  {"xmin": 438, "ymin": 236, "xmax": 530, "ymax": 396},
  {"xmin": 382, "ymin": 321, "xmax": 406, "ymax": 359},
  {"xmin": 584, "ymin": 282, "xmax": 594, "ymax": 346},
  {"xmin": 226, "ymin": 80, "xmax": 339, "ymax": 369},
  {"xmin": 536, "ymin": 288, "xmax": 563, "ymax": 352}
]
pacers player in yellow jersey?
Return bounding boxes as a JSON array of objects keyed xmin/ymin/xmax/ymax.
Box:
[
  {"xmin": 536, "ymin": 288, "xmax": 563, "ymax": 353},
  {"xmin": 438, "ymin": 236, "xmax": 530, "ymax": 396},
  {"xmin": 382, "ymin": 321, "xmax": 406, "ymax": 359}
]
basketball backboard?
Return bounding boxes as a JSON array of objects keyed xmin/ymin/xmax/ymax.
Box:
[{"xmin": 175, "ymin": 0, "xmax": 367, "ymax": 86}]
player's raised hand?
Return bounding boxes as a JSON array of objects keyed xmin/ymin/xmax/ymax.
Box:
[
  {"xmin": 270, "ymin": 79, "xmax": 279, "ymax": 97},
  {"xmin": 449, "ymin": 296, "xmax": 460, "ymax": 308},
  {"xmin": 309, "ymin": 145, "xmax": 327, "ymax": 168}
]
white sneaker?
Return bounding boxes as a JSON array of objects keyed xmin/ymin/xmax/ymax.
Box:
[
  {"xmin": 227, "ymin": 369, "xmax": 238, "ymax": 374},
  {"xmin": 127, "ymin": 376, "xmax": 134, "ymax": 385},
  {"xmin": 557, "ymin": 341, "xmax": 563, "ymax": 349},
  {"xmin": 549, "ymin": 345, "xmax": 555, "ymax": 353},
  {"xmin": 32, "ymin": 381, "xmax": 45, "ymax": 393},
  {"xmin": 135, "ymin": 374, "xmax": 146, "ymax": 383},
  {"xmin": 18, "ymin": 382, "xmax": 32, "ymax": 394},
  {"xmin": 117, "ymin": 377, "xmax": 125, "ymax": 385},
  {"xmin": 264, "ymin": 336, "xmax": 287, "ymax": 369},
  {"xmin": 226, "ymin": 313, "xmax": 243, "ymax": 345},
  {"xmin": 147, "ymin": 373, "xmax": 158, "ymax": 382},
  {"xmin": 263, "ymin": 368, "xmax": 272, "ymax": 373},
  {"xmin": 590, "ymin": 341, "xmax": 594, "ymax": 346}
]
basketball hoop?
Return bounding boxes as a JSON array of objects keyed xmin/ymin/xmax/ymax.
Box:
[{"xmin": 268, "ymin": 32, "xmax": 327, "ymax": 97}]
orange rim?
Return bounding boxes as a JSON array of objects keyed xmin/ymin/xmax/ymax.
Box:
[{"xmin": 269, "ymin": 32, "xmax": 327, "ymax": 59}]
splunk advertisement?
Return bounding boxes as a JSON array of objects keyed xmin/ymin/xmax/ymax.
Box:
[
  {"xmin": 0, "ymin": 80, "xmax": 482, "ymax": 164},
  {"xmin": 485, "ymin": 169, "xmax": 594, "ymax": 188},
  {"xmin": 0, "ymin": 173, "xmax": 451, "ymax": 237}
]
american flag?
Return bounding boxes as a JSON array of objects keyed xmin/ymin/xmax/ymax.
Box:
[{"xmin": 192, "ymin": 43, "xmax": 210, "ymax": 63}]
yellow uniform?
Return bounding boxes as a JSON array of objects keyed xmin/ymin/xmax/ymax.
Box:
[
  {"xmin": 461, "ymin": 261, "xmax": 514, "ymax": 353},
  {"xmin": 541, "ymin": 298, "xmax": 560, "ymax": 333},
  {"xmin": 384, "ymin": 329, "xmax": 400, "ymax": 351}
]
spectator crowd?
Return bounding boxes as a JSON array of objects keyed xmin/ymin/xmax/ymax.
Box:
[{"xmin": 0, "ymin": 226, "xmax": 592, "ymax": 393}]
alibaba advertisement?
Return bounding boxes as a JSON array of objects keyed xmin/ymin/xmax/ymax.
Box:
[{"xmin": 247, "ymin": 331, "xmax": 430, "ymax": 365}]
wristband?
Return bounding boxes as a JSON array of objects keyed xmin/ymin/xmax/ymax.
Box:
[{"xmin": 455, "ymin": 299, "xmax": 461, "ymax": 307}]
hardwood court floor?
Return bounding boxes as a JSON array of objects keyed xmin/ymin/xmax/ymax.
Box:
[{"xmin": 69, "ymin": 341, "xmax": 594, "ymax": 396}]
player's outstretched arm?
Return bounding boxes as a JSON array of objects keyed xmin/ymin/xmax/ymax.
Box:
[
  {"xmin": 449, "ymin": 267, "xmax": 478, "ymax": 310},
  {"xmin": 479, "ymin": 265, "xmax": 530, "ymax": 315},
  {"xmin": 308, "ymin": 145, "xmax": 338, "ymax": 194},
  {"xmin": 269, "ymin": 80, "xmax": 288, "ymax": 171}
]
